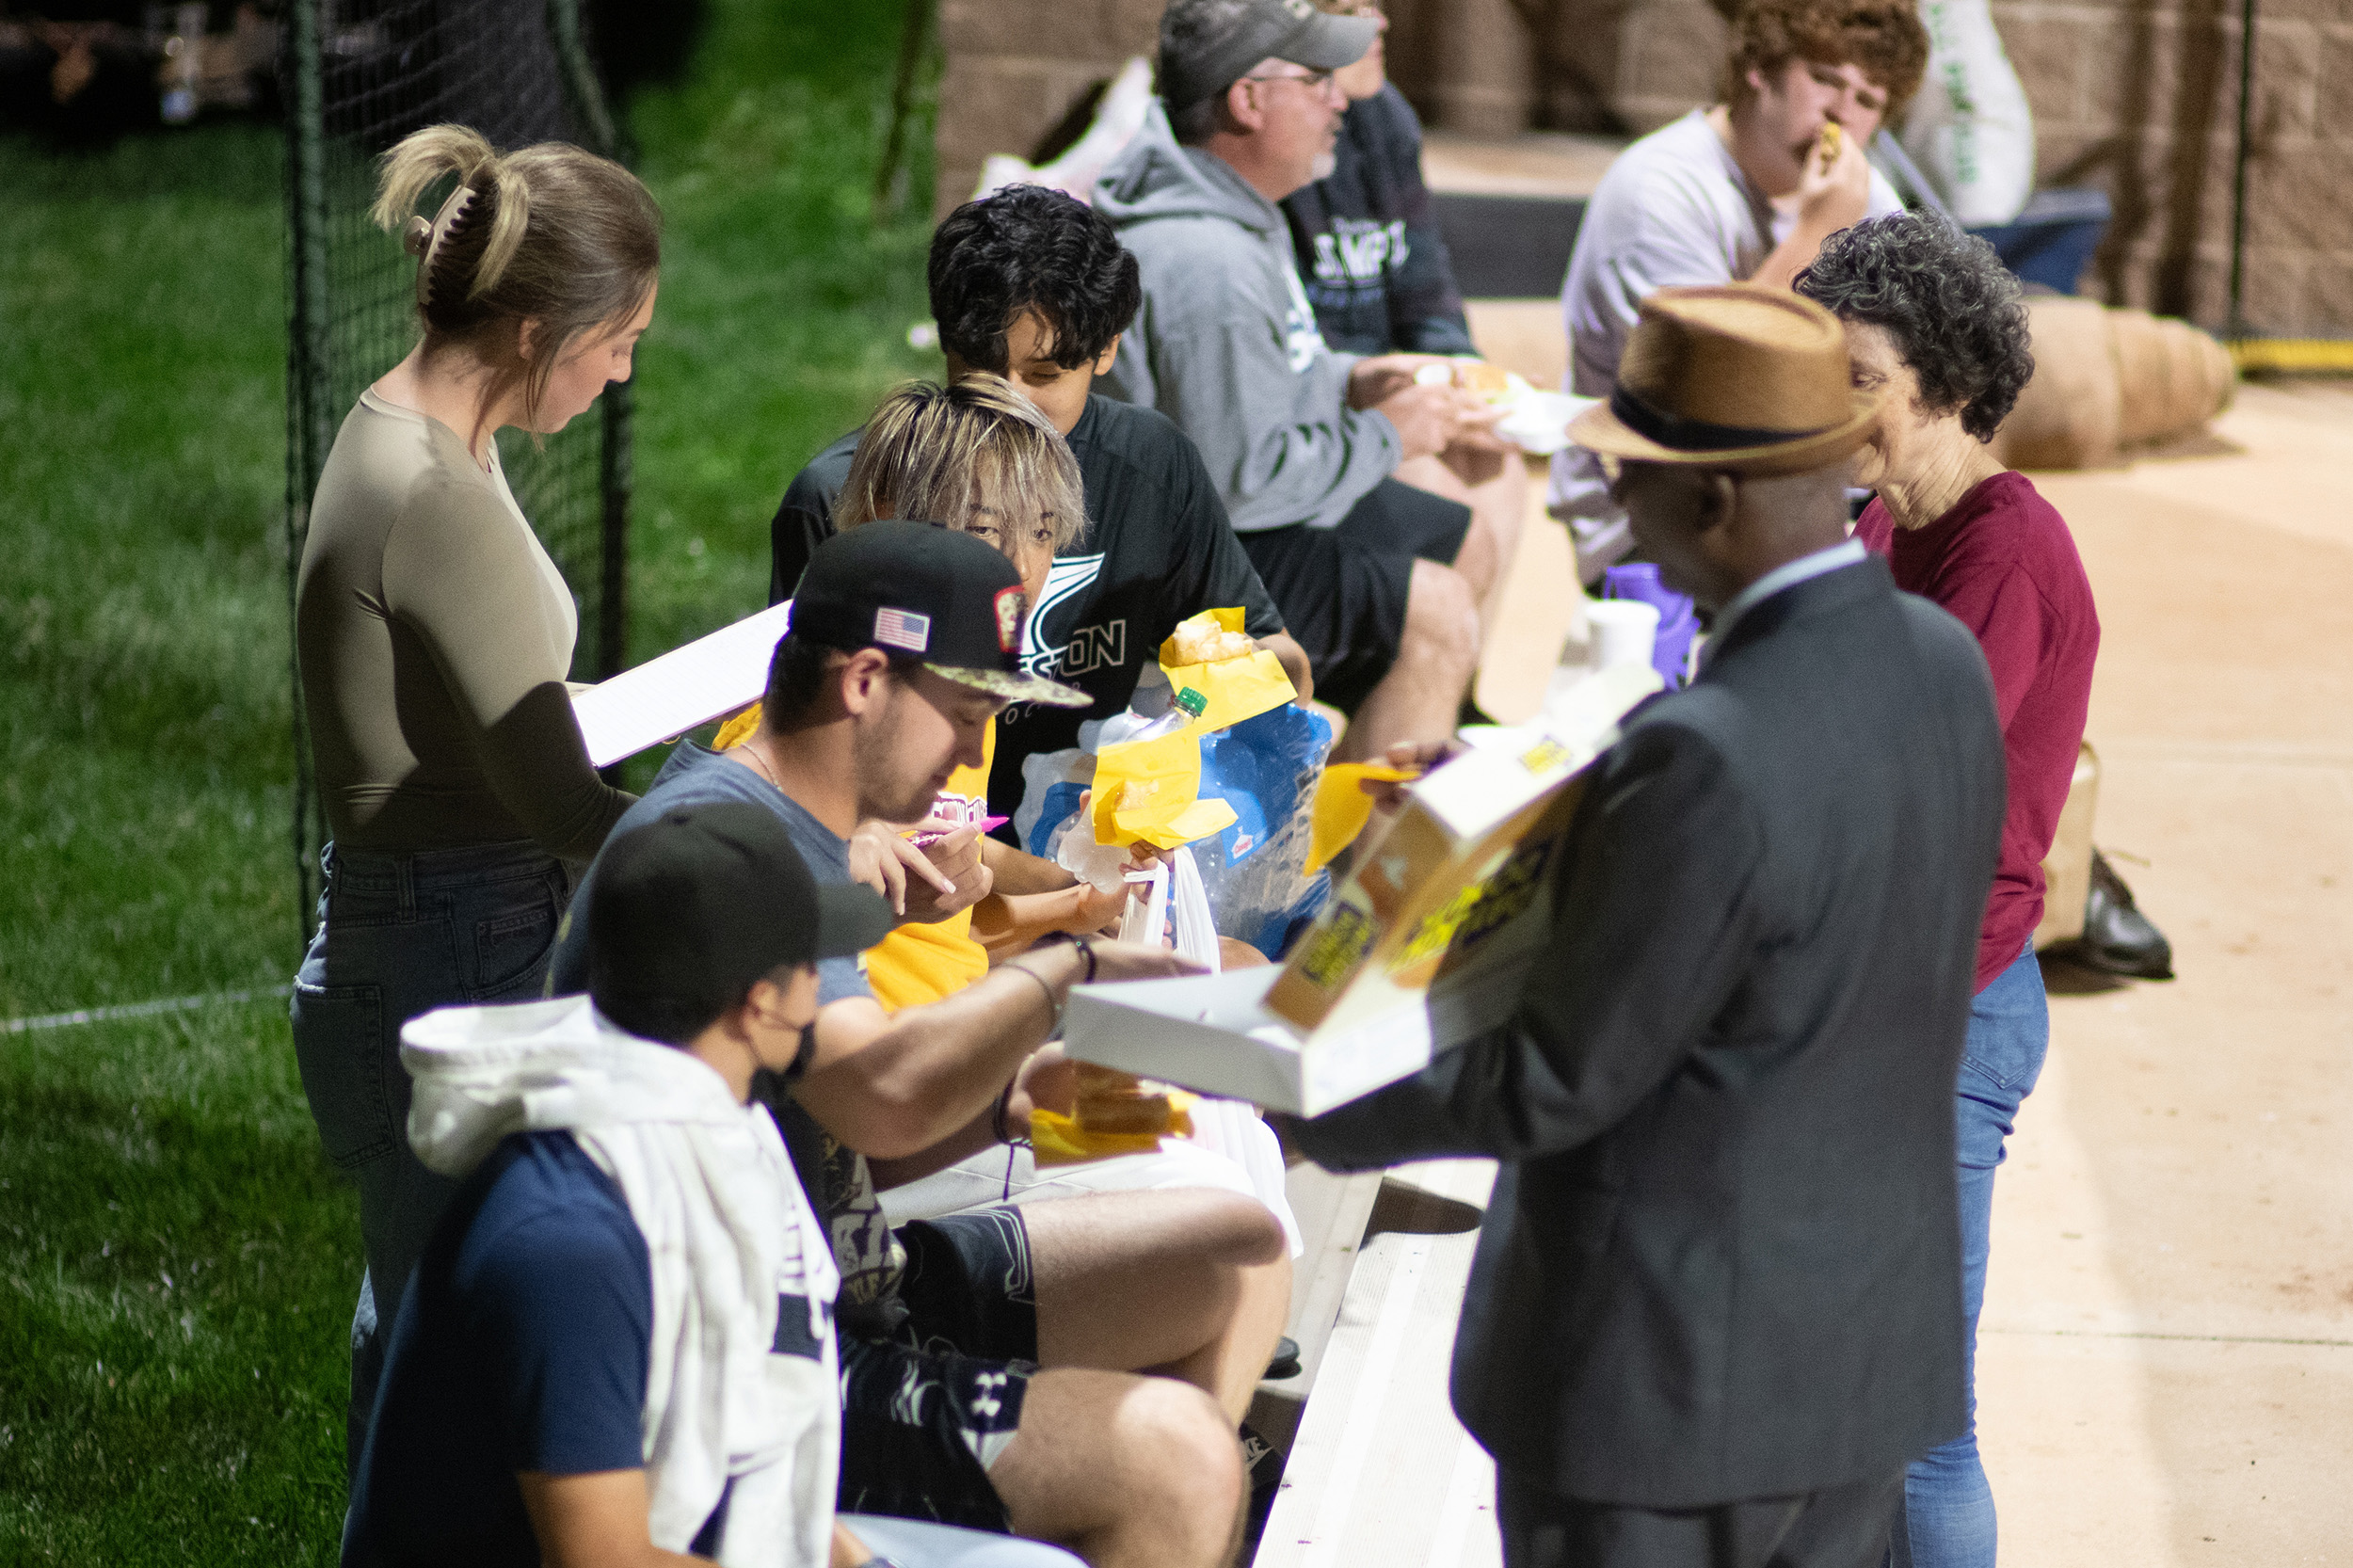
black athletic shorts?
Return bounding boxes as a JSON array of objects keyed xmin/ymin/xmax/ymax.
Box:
[
  {"xmin": 837, "ymin": 1207, "xmax": 1039, "ymax": 1532},
  {"xmin": 1238, "ymin": 476, "xmax": 1474, "ymax": 713}
]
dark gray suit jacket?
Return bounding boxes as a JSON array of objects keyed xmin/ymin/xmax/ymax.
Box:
[{"xmin": 1291, "ymin": 557, "xmax": 2007, "ymax": 1510}]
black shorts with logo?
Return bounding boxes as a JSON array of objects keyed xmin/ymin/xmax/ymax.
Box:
[
  {"xmin": 837, "ymin": 1206, "xmax": 1040, "ymax": 1532},
  {"xmin": 1238, "ymin": 477, "xmax": 1474, "ymax": 713}
]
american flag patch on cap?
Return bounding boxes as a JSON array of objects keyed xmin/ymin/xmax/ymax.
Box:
[{"xmin": 873, "ymin": 606, "xmax": 931, "ymax": 652}]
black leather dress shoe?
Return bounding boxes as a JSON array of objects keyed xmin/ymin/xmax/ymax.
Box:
[{"xmin": 2062, "ymin": 849, "xmax": 2175, "ymax": 980}]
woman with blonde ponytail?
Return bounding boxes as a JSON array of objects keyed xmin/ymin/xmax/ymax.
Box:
[{"xmin": 290, "ymin": 122, "xmax": 661, "ymax": 1464}]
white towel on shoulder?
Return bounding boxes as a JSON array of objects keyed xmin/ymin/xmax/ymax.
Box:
[{"xmin": 404, "ymin": 995, "xmax": 839, "ymax": 1568}]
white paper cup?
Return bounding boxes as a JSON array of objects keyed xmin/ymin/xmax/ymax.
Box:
[{"xmin": 1584, "ymin": 598, "xmax": 1660, "ymax": 675}]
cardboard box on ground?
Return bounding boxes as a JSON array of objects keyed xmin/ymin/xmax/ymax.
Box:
[{"xmin": 1064, "ymin": 665, "xmax": 1661, "ymax": 1114}]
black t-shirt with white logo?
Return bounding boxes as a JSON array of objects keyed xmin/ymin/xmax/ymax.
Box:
[{"xmin": 770, "ymin": 393, "xmax": 1286, "ymax": 828}]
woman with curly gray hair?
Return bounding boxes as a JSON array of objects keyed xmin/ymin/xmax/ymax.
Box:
[{"xmin": 1798, "ymin": 214, "xmax": 2099, "ymax": 1568}]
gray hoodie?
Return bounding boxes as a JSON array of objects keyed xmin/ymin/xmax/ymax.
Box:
[{"xmin": 1093, "ymin": 102, "xmax": 1401, "ymax": 534}]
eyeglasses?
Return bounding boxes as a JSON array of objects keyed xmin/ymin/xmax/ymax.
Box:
[{"xmin": 1241, "ymin": 68, "xmax": 1339, "ymax": 96}]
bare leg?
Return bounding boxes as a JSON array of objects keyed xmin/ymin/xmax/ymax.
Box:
[
  {"xmin": 1334, "ymin": 559, "xmax": 1479, "ymax": 762},
  {"xmin": 1152, "ymin": 1256, "xmax": 1291, "ymax": 1423},
  {"xmin": 988, "ymin": 1369, "xmax": 1246, "ymax": 1568},
  {"xmin": 1026, "ymin": 1189, "xmax": 1289, "ymax": 1424},
  {"xmin": 1395, "ymin": 447, "xmax": 1529, "ymax": 635}
]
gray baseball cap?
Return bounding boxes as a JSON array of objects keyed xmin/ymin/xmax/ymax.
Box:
[{"xmin": 1159, "ymin": 0, "xmax": 1378, "ymax": 112}]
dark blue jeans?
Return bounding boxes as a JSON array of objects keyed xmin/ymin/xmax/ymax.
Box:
[
  {"xmin": 289, "ymin": 839, "xmax": 573, "ymax": 1469},
  {"xmin": 1895, "ymin": 941, "xmax": 2049, "ymax": 1568}
]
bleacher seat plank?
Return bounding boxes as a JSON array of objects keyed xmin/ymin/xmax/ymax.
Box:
[
  {"xmin": 1255, "ymin": 1159, "xmax": 1501, "ymax": 1568},
  {"xmin": 1249, "ymin": 1161, "xmax": 1385, "ymax": 1452}
]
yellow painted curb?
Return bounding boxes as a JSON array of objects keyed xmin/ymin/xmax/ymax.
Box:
[{"xmin": 2228, "ymin": 338, "xmax": 2353, "ymax": 374}]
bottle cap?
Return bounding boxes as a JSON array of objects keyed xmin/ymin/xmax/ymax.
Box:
[{"xmin": 1176, "ymin": 687, "xmax": 1208, "ymax": 717}]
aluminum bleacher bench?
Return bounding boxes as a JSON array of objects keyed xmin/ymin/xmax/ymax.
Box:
[{"xmin": 1251, "ymin": 1160, "xmax": 1501, "ymax": 1568}]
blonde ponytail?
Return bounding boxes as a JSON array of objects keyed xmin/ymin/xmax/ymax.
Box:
[
  {"xmin": 369, "ymin": 123, "xmax": 661, "ymax": 430},
  {"xmin": 469, "ymin": 158, "xmax": 532, "ymax": 301},
  {"xmin": 370, "ymin": 123, "xmax": 498, "ymax": 235}
]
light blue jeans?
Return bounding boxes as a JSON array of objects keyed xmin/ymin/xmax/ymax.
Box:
[
  {"xmin": 289, "ymin": 840, "xmax": 574, "ymax": 1470},
  {"xmin": 1895, "ymin": 940, "xmax": 2049, "ymax": 1568}
]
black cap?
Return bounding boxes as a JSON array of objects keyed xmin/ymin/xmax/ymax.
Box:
[
  {"xmin": 789, "ymin": 520, "xmax": 1091, "ymax": 709},
  {"xmin": 586, "ymin": 802, "xmax": 893, "ymax": 1042},
  {"xmin": 1159, "ymin": 0, "xmax": 1377, "ymax": 112}
]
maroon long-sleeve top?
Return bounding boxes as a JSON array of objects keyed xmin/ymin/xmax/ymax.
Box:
[{"xmin": 1855, "ymin": 471, "xmax": 2100, "ymax": 991}]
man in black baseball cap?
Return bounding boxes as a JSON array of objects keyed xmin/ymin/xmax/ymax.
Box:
[
  {"xmin": 585, "ymin": 801, "xmax": 896, "ymax": 1049},
  {"xmin": 351, "ymin": 803, "xmax": 920, "ymax": 1566},
  {"xmin": 548, "ymin": 521, "xmax": 1286, "ymax": 1567}
]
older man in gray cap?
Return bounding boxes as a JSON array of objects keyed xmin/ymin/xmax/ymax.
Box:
[{"xmin": 1092, "ymin": 0, "xmax": 1504, "ymax": 765}]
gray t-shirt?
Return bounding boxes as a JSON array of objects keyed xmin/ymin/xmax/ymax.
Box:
[
  {"xmin": 1546, "ymin": 111, "xmax": 1904, "ymax": 572},
  {"xmin": 549, "ymin": 741, "xmax": 907, "ymax": 1330}
]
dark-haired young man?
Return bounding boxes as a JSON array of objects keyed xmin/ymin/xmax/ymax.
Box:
[
  {"xmin": 552, "ymin": 525, "xmax": 1285, "ymax": 1567},
  {"xmin": 1547, "ymin": 0, "xmax": 1927, "ymax": 580},
  {"xmin": 773, "ymin": 184, "xmax": 1310, "ymax": 832}
]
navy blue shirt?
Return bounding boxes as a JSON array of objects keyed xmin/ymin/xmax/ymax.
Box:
[
  {"xmin": 1282, "ymin": 85, "xmax": 1476, "ymax": 357},
  {"xmin": 547, "ymin": 741, "xmax": 906, "ymax": 1335},
  {"xmin": 345, "ymin": 1131, "xmax": 651, "ymax": 1567}
]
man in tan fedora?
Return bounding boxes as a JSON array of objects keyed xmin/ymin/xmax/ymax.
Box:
[{"xmin": 1285, "ymin": 286, "xmax": 2010, "ymax": 1568}]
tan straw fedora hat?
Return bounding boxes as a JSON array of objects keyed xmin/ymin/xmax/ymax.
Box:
[{"xmin": 1567, "ymin": 284, "xmax": 1881, "ymax": 476}]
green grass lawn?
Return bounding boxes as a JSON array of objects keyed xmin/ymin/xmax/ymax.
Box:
[{"xmin": 0, "ymin": 0, "xmax": 939, "ymax": 1556}]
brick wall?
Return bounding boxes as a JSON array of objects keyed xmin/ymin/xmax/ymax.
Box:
[
  {"xmin": 935, "ymin": 0, "xmax": 2349, "ymax": 332},
  {"xmin": 933, "ymin": 0, "xmax": 1161, "ymax": 219},
  {"xmin": 1994, "ymin": 0, "xmax": 2349, "ymax": 333}
]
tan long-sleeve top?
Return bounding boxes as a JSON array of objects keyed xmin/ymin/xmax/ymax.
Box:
[{"xmin": 296, "ymin": 391, "xmax": 632, "ymax": 860}]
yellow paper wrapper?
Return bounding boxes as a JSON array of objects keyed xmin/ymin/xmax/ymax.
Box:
[
  {"xmin": 712, "ymin": 700, "xmax": 762, "ymax": 752},
  {"xmin": 1091, "ymin": 728, "xmax": 1241, "ymax": 850},
  {"xmin": 1028, "ymin": 1092, "xmax": 1197, "ymax": 1167},
  {"xmin": 1306, "ymin": 762, "xmax": 1421, "ymax": 874},
  {"xmin": 1158, "ymin": 608, "xmax": 1296, "ymax": 735}
]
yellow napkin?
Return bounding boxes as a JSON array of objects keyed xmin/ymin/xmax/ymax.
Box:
[
  {"xmin": 1307, "ymin": 762, "xmax": 1421, "ymax": 874},
  {"xmin": 1091, "ymin": 728, "xmax": 1240, "ymax": 850},
  {"xmin": 712, "ymin": 701, "xmax": 761, "ymax": 751},
  {"xmin": 1029, "ymin": 1091, "xmax": 1198, "ymax": 1167},
  {"xmin": 1157, "ymin": 609, "xmax": 1296, "ymax": 735}
]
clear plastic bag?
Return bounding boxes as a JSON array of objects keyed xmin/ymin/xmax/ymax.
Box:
[{"xmin": 1027, "ymin": 701, "xmax": 1335, "ymax": 958}]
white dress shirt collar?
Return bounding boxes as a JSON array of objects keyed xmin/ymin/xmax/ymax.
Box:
[{"xmin": 1704, "ymin": 537, "xmax": 1868, "ymax": 666}]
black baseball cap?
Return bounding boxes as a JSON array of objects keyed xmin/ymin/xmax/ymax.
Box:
[
  {"xmin": 586, "ymin": 802, "xmax": 893, "ymax": 1042},
  {"xmin": 789, "ymin": 520, "xmax": 1092, "ymax": 709},
  {"xmin": 1159, "ymin": 0, "xmax": 1377, "ymax": 112}
]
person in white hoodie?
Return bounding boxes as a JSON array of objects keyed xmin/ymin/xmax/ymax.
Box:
[{"xmin": 346, "ymin": 801, "xmax": 1081, "ymax": 1567}]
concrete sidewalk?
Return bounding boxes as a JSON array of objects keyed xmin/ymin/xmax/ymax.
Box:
[{"xmin": 1977, "ymin": 381, "xmax": 2352, "ymax": 1564}]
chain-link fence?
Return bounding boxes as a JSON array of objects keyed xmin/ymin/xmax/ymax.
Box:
[{"xmin": 282, "ymin": 0, "xmax": 630, "ymax": 930}]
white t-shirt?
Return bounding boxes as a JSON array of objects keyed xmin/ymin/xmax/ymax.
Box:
[{"xmin": 1548, "ymin": 111, "xmax": 1905, "ymax": 572}]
